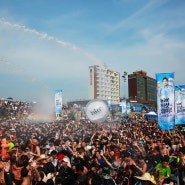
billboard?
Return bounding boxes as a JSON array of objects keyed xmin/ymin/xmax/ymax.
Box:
[
  {"xmin": 156, "ymin": 73, "xmax": 175, "ymax": 130},
  {"xmin": 55, "ymin": 90, "xmax": 62, "ymax": 113},
  {"xmin": 175, "ymin": 85, "xmax": 185, "ymax": 124}
]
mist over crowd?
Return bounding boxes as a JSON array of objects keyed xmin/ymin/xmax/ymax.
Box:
[{"xmin": 0, "ymin": 98, "xmax": 185, "ymax": 185}]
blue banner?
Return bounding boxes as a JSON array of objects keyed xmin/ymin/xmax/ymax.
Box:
[
  {"xmin": 130, "ymin": 104, "xmax": 145, "ymax": 112},
  {"xmin": 121, "ymin": 100, "xmax": 126, "ymax": 114},
  {"xmin": 55, "ymin": 90, "xmax": 63, "ymax": 113},
  {"xmin": 126, "ymin": 102, "xmax": 131, "ymax": 114},
  {"xmin": 175, "ymin": 85, "xmax": 185, "ymax": 124},
  {"xmin": 156, "ymin": 73, "xmax": 175, "ymax": 130}
]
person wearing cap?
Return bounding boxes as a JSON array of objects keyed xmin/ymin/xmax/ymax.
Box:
[
  {"xmin": 58, "ymin": 157, "xmax": 75, "ymax": 185},
  {"xmin": 49, "ymin": 150, "xmax": 58, "ymax": 168},
  {"xmin": 37, "ymin": 154, "xmax": 49, "ymax": 167},
  {"xmin": 134, "ymin": 172, "xmax": 156, "ymax": 185},
  {"xmin": 36, "ymin": 154, "xmax": 57, "ymax": 183}
]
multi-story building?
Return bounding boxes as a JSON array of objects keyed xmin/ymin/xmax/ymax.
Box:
[
  {"xmin": 128, "ymin": 70, "xmax": 156, "ymax": 105},
  {"xmin": 88, "ymin": 65, "xmax": 120, "ymax": 103}
]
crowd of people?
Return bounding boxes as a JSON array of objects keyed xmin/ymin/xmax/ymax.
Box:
[
  {"xmin": 0, "ymin": 99, "xmax": 31, "ymax": 120},
  {"xmin": 0, "ymin": 99, "xmax": 185, "ymax": 185}
]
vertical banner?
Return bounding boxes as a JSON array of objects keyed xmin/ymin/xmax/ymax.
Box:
[
  {"xmin": 156, "ymin": 73, "xmax": 175, "ymax": 130},
  {"xmin": 121, "ymin": 100, "xmax": 126, "ymax": 114},
  {"xmin": 107, "ymin": 97, "xmax": 112, "ymax": 110},
  {"xmin": 55, "ymin": 90, "xmax": 63, "ymax": 113},
  {"xmin": 175, "ymin": 85, "xmax": 185, "ymax": 124},
  {"xmin": 126, "ymin": 102, "xmax": 131, "ymax": 115}
]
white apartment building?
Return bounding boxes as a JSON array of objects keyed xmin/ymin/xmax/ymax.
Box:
[{"xmin": 88, "ymin": 65, "xmax": 120, "ymax": 103}]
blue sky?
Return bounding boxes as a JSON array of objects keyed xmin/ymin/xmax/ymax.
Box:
[{"xmin": 0, "ymin": 0, "xmax": 185, "ymax": 105}]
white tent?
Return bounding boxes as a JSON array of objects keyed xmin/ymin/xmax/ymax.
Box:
[
  {"xmin": 144, "ymin": 111, "xmax": 157, "ymax": 118},
  {"xmin": 144, "ymin": 111, "xmax": 157, "ymax": 123}
]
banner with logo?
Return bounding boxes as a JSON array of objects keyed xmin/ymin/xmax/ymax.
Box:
[
  {"xmin": 55, "ymin": 90, "xmax": 63, "ymax": 113},
  {"xmin": 120, "ymin": 100, "xmax": 126, "ymax": 114},
  {"xmin": 126, "ymin": 102, "xmax": 131, "ymax": 115},
  {"xmin": 175, "ymin": 85, "xmax": 185, "ymax": 124},
  {"xmin": 156, "ymin": 73, "xmax": 175, "ymax": 130}
]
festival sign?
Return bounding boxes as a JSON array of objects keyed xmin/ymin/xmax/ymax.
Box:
[
  {"xmin": 156, "ymin": 73, "xmax": 175, "ymax": 130},
  {"xmin": 126, "ymin": 102, "xmax": 131, "ymax": 115},
  {"xmin": 55, "ymin": 90, "xmax": 63, "ymax": 113},
  {"xmin": 175, "ymin": 85, "xmax": 185, "ymax": 124},
  {"xmin": 120, "ymin": 100, "xmax": 126, "ymax": 114}
]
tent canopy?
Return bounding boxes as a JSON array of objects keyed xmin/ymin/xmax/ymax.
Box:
[{"xmin": 144, "ymin": 111, "xmax": 157, "ymax": 118}]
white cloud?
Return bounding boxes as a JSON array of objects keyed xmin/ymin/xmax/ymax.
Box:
[{"xmin": 0, "ymin": 18, "xmax": 104, "ymax": 101}]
